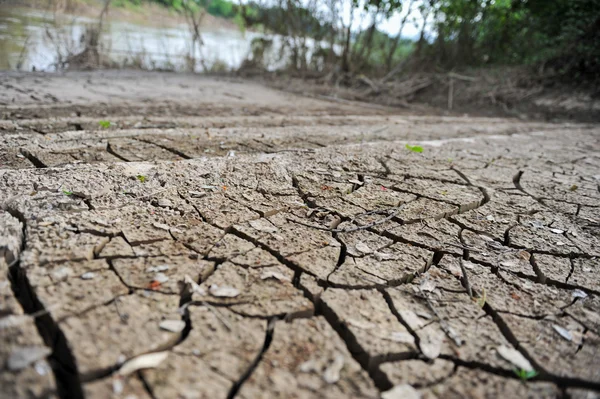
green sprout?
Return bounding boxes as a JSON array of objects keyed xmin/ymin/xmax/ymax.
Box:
[
  {"xmin": 62, "ymin": 189, "xmax": 73, "ymax": 196},
  {"xmin": 98, "ymin": 120, "xmax": 111, "ymax": 129},
  {"xmin": 136, "ymin": 175, "xmax": 147, "ymax": 183},
  {"xmin": 405, "ymin": 144, "xmax": 423, "ymax": 153},
  {"xmin": 513, "ymin": 368, "xmax": 538, "ymax": 381}
]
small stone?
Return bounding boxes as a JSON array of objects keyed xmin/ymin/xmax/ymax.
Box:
[
  {"xmin": 157, "ymin": 198, "xmax": 173, "ymax": 207},
  {"xmin": 51, "ymin": 266, "xmax": 73, "ymax": 282},
  {"xmin": 323, "ymin": 353, "xmax": 344, "ymax": 384},
  {"xmin": 112, "ymin": 378, "xmax": 124, "ymax": 394},
  {"xmin": 159, "ymin": 319, "xmax": 186, "ymax": 333},
  {"xmin": 572, "ymin": 289, "xmax": 588, "ymax": 299},
  {"xmin": 7, "ymin": 346, "xmax": 52, "ymax": 371},
  {"xmin": 154, "ymin": 273, "xmax": 170, "ymax": 284},
  {"xmin": 34, "ymin": 361, "xmax": 50, "ymax": 376},
  {"xmin": 209, "ymin": 284, "xmax": 240, "ymax": 298},
  {"xmin": 81, "ymin": 272, "xmax": 96, "ymax": 280},
  {"xmin": 189, "ymin": 191, "xmax": 207, "ymax": 198},
  {"xmin": 381, "ymin": 384, "xmax": 421, "ymax": 399}
]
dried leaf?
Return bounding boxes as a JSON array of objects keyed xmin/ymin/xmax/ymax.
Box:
[
  {"xmin": 420, "ymin": 279, "xmax": 436, "ymax": 293},
  {"xmin": 496, "ymin": 345, "xmax": 533, "ymax": 372},
  {"xmin": 146, "ymin": 265, "xmax": 169, "ymax": 273},
  {"xmin": 354, "ymin": 242, "xmax": 372, "ymax": 254},
  {"xmin": 552, "ymin": 325, "xmax": 573, "ymax": 342},
  {"xmin": 249, "ymin": 219, "xmax": 278, "ymax": 233},
  {"xmin": 260, "ymin": 270, "xmax": 291, "ymax": 282},
  {"xmin": 118, "ymin": 351, "xmax": 169, "ymax": 376},
  {"xmin": 420, "ymin": 330, "xmax": 443, "ymax": 360},
  {"xmin": 178, "ymin": 275, "xmax": 207, "ymax": 297},
  {"xmin": 398, "ymin": 310, "xmax": 425, "ymax": 330}
]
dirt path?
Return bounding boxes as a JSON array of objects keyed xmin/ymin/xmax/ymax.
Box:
[{"xmin": 1, "ymin": 71, "xmax": 599, "ymax": 399}]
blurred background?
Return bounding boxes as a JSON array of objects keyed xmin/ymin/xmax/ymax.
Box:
[{"xmin": 1, "ymin": 0, "xmax": 598, "ymax": 118}]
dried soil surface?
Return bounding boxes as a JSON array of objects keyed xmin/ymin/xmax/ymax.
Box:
[{"xmin": 1, "ymin": 70, "xmax": 599, "ymax": 399}]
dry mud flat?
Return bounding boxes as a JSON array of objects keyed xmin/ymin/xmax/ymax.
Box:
[{"xmin": 1, "ymin": 71, "xmax": 599, "ymax": 399}]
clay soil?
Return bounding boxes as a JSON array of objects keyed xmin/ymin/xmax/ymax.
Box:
[{"xmin": 1, "ymin": 70, "xmax": 599, "ymax": 399}]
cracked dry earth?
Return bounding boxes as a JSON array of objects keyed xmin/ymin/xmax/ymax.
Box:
[{"xmin": 1, "ymin": 71, "xmax": 599, "ymax": 399}]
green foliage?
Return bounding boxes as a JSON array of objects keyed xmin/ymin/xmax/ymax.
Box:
[
  {"xmin": 513, "ymin": 368, "xmax": 538, "ymax": 381},
  {"xmin": 238, "ymin": 2, "xmax": 332, "ymax": 38},
  {"xmin": 116, "ymin": 0, "xmax": 237, "ymax": 18},
  {"xmin": 98, "ymin": 120, "xmax": 111, "ymax": 128},
  {"xmin": 203, "ymin": 0, "xmax": 234, "ymax": 18},
  {"xmin": 62, "ymin": 189, "xmax": 73, "ymax": 196},
  {"xmin": 426, "ymin": 0, "xmax": 600, "ymax": 78},
  {"xmin": 136, "ymin": 175, "xmax": 147, "ymax": 183},
  {"xmin": 405, "ymin": 144, "xmax": 423, "ymax": 153}
]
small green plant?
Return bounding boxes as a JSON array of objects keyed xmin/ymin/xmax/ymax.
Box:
[
  {"xmin": 513, "ymin": 368, "xmax": 538, "ymax": 381},
  {"xmin": 98, "ymin": 120, "xmax": 111, "ymax": 129},
  {"xmin": 136, "ymin": 175, "xmax": 147, "ymax": 183},
  {"xmin": 405, "ymin": 144, "xmax": 423, "ymax": 153},
  {"xmin": 62, "ymin": 189, "xmax": 73, "ymax": 196}
]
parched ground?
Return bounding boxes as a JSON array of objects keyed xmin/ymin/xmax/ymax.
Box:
[{"xmin": 1, "ymin": 71, "xmax": 599, "ymax": 399}]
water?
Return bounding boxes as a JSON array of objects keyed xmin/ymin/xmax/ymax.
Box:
[{"xmin": 0, "ymin": 6, "xmax": 263, "ymax": 72}]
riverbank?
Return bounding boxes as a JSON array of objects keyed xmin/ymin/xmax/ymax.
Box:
[
  {"xmin": 3, "ymin": 0, "xmax": 238, "ymax": 30},
  {"xmin": 255, "ymin": 66, "xmax": 600, "ymax": 123}
]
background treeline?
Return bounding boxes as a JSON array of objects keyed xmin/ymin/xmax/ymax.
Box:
[{"xmin": 116, "ymin": 0, "xmax": 600, "ymax": 81}]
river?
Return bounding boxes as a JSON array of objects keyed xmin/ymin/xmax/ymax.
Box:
[{"xmin": 0, "ymin": 6, "xmax": 265, "ymax": 72}]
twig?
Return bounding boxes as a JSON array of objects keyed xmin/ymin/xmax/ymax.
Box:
[
  {"xmin": 418, "ymin": 286, "xmax": 463, "ymax": 346},
  {"xmin": 459, "ymin": 259, "xmax": 473, "ymax": 298},
  {"xmin": 448, "ymin": 72, "xmax": 478, "ymax": 82},
  {"xmin": 448, "ymin": 76, "xmax": 454, "ymax": 110},
  {"xmin": 202, "ymin": 302, "xmax": 232, "ymax": 331},
  {"xmin": 113, "ymin": 297, "xmax": 129, "ymax": 323},
  {"xmin": 289, "ymin": 205, "xmax": 404, "ymax": 233}
]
